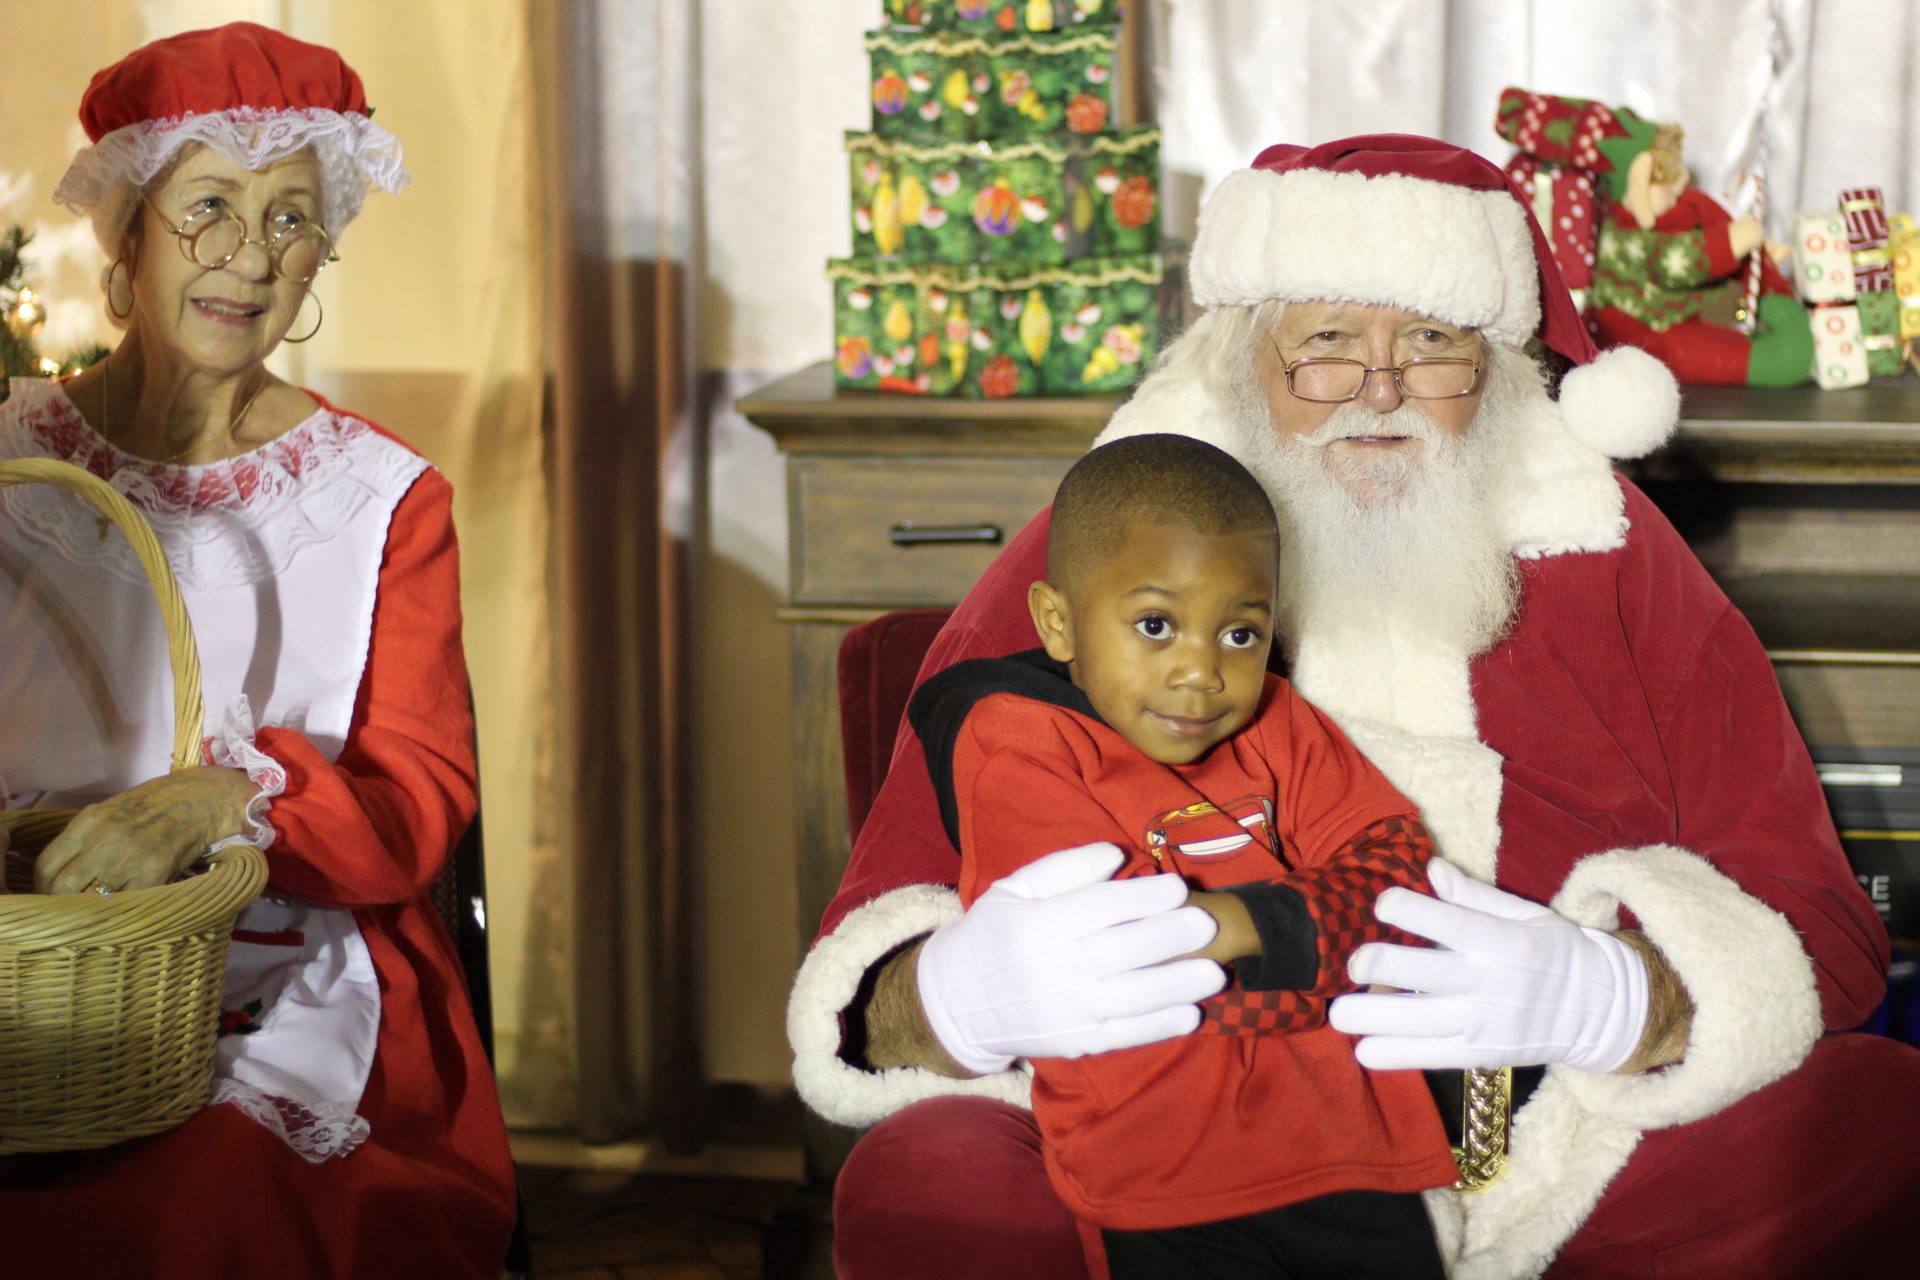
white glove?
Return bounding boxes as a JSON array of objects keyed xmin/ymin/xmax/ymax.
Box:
[
  {"xmin": 917, "ymin": 842, "xmax": 1226, "ymax": 1075},
  {"xmin": 1328, "ymin": 859, "xmax": 1650, "ymax": 1075}
]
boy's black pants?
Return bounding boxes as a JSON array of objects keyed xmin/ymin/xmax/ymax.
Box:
[{"xmin": 1100, "ymin": 1188, "xmax": 1446, "ymax": 1280}]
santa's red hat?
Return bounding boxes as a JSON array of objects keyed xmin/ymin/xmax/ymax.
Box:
[
  {"xmin": 54, "ymin": 22, "xmax": 407, "ymax": 252},
  {"xmin": 1188, "ymin": 133, "xmax": 1677, "ymax": 459}
]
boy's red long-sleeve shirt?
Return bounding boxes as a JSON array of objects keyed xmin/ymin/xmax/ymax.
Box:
[{"xmin": 914, "ymin": 651, "xmax": 1458, "ymax": 1230}]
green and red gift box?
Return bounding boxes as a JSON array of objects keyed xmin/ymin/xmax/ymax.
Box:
[
  {"xmin": 882, "ymin": 0, "xmax": 1124, "ymax": 34},
  {"xmin": 829, "ymin": 253, "xmax": 1175, "ymax": 397},
  {"xmin": 866, "ymin": 26, "xmax": 1118, "ymax": 141},
  {"xmin": 846, "ymin": 125, "xmax": 1158, "ymax": 266}
]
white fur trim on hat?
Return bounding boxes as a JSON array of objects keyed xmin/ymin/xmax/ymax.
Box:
[
  {"xmin": 1555, "ymin": 344, "xmax": 1680, "ymax": 460},
  {"xmin": 787, "ymin": 884, "xmax": 1033, "ymax": 1128},
  {"xmin": 1190, "ymin": 167, "xmax": 1542, "ymax": 346}
]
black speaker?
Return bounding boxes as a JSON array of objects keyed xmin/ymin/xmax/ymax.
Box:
[{"xmin": 1814, "ymin": 747, "xmax": 1920, "ymax": 945}]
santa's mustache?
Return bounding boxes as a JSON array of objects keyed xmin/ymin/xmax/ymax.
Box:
[{"xmin": 1295, "ymin": 402, "xmax": 1442, "ymax": 449}]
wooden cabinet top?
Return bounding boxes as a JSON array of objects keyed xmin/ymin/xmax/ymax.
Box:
[
  {"xmin": 737, "ymin": 362, "xmax": 1112, "ymax": 456},
  {"xmin": 739, "ymin": 362, "xmax": 1920, "ymax": 482}
]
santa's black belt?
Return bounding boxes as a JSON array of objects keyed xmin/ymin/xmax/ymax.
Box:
[{"xmin": 1426, "ymin": 1066, "xmax": 1544, "ymax": 1192}]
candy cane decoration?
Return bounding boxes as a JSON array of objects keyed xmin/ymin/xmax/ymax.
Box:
[
  {"xmin": 1739, "ymin": 169, "xmax": 1766, "ymax": 334},
  {"xmin": 1736, "ymin": 0, "xmax": 1789, "ymax": 334}
]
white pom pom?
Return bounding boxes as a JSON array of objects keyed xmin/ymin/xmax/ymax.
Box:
[{"xmin": 1557, "ymin": 345, "xmax": 1681, "ymax": 460}]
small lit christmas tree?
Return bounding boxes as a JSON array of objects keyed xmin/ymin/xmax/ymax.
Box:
[{"xmin": 2, "ymin": 224, "xmax": 110, "ymax": 404}]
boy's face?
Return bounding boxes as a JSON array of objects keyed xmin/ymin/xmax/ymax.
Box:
[{"xmin": 1029, "ymin": 519, "xmax": 1278, "ymax": 766}]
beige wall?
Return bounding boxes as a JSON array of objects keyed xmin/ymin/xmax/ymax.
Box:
[{"xmin": 695, "ymin": 1, "xmax": 872, "ymax": 1089}]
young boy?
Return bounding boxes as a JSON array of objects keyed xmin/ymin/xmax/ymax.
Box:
[{"xmin": 908, "ymin": 434, "xmax": 1457, "ymax": 1279}]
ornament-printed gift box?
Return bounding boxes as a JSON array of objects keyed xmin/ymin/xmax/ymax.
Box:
[
  {"xmin": 967, "ymin": 266, "xmax": 1050, "ymax": 399},
  {"xmin": 865, "ymin": 27, "xmax": 1116, "ymax": 140},
  {"xmin": 1022, "ymin": 255, "xmax": 1164, "ymax": 392},
  {"xmin": 962, "ymin": 258, "xmax": 1165, "ymax": 398},
  {"xmin": 883, "ymin": 0, "xmax": 1125, "ymax": 33},
  {"xmin": 847, "ymin": 132, "xmax": 1086, "ymax": 264},
  {"xmin": 891, "ymin": 142, "xmax": 981, "ymax": 263},
  {"xmin": 1794, "ymin": 210, "xmax": 1857, "ymax": 304},
  {"xmin": 1074, "ymin": 126, "xmax": 1160, "ymax": 257},
  {"xmin": 847, "ymin": 128, "xmax": 1159, "ymax": 265},
  {"xmin": 846, "ymin": 135, "xmax": 901, "ymax": 259},
  {"xmin": 828, "ymin": 253, "xmax": 1169, "ymax": 397},
  {"xmin": 963, "ymin": 141, "xmax": 1076, "ymax": 263},
  {"xmin": 1810, "ymin": 303, "xmax": 1870, "ymax": 389},
  {"xmin": 868, "ymin": 30, "xmax": 986, "ymax": 140},
  {"xmin": 985, "ymin": 28, "xmax": 1117, "ymax": 136},
  {"xmin": 829, "ymin": 259, "xmax": 962, "ymax": 394}
]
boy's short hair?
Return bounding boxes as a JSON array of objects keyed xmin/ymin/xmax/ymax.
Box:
[{"xmin": 1046, "ymin": 434, "xmax": 1278, "ymax": 587}]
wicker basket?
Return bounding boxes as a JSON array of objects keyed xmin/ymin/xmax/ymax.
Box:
[{"xmin": 0, "ymin": 457, "xmax": 268, "ymax": 1154}]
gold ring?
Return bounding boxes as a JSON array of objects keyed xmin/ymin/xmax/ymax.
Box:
[{"xmin": 84, "ymin": 878, "xmax": 113, "ymax": 897}]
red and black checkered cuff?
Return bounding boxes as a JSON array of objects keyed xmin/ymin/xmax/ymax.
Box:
[
  {"xmin": 1297, "ymin": 813, "xmax": 1435, "ymax": 997},
  {"xmin": 1199, "ymin": 985, "xmax": 1323, "ymax": 1035},
  {"xmin": 1199, "ymin": 814, "xmax": 1433, "ymax": 1036}
]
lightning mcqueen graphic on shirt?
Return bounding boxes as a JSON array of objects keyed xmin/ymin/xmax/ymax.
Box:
[{"xmin": 1145, "ymin": 795, "xmax": 1277, "ymax": 866}]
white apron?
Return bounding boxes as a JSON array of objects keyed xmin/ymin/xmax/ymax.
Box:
[{"xmin": 0, "ymin": 378, "xmax": 429, "ymax": 1160}]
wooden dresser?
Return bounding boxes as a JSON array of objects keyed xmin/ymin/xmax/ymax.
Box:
[
  {"xmin": 739, "ymin": 362, "xmax": 1113, "ymax": 981},
  {"xmin": 740, "ymin": 366, "xmax": 1920, "ymax": 1165}
]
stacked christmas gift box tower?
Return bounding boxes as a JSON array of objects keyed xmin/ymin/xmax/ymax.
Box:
[
  {"xmin": 1791, "ymin": 190, "xmax": 1920, "ymax": 388},
  {"xmin": 828, "ymin": 0, "xmax": 1176, "ymax": 398}
]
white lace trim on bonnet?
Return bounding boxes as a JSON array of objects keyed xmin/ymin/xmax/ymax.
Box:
[{"xmin": 53, "ymin": 106, "xmax": 409, "ymax": 255}]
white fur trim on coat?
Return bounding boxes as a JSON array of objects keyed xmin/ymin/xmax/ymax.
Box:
[
  {"xmin": 1095, "ymin": 363, "xmax": 1245, "ymax": 460},
  {"xmin": 1190, "ymin": 168, "xmax": 1543, "ymax": 345},
  {"xmin": 1551, "ymin": 845, "xmax": 1820, "ymax": 1128},
  {"xmin": 1493, "ymin": 395, "xmax": 1636, "ymax": 560},
  {"xmin": 1432, "ymin": 845, "xmax": 1821, "ymax": 1280},
  {"xmin": 787, "ymin": 885, "xmax": 1033, "ymax": 1129}
]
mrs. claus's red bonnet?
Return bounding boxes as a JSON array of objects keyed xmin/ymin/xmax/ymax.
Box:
[{"xmin": 54, "ymin": 22, "xmax": 407, "ymax": 253}]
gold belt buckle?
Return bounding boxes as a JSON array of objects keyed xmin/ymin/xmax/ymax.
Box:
[{"xmin": 1451, "ymin": 1066, "xmax": 1513, "ymax": 1192}]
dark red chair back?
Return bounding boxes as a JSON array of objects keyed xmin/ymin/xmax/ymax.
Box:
[{"xmin": 837, "ymin": 609, "xmax": 954, "ymax": 839}]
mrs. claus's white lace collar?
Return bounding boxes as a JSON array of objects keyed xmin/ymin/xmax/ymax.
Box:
[{"xmin": 0, "ymin": 378, "xmax": 427, "ymax": 591}]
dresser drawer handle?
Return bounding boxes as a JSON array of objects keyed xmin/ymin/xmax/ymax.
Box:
[{"xmin": 889, "ymin": 522, "xmax": 1004, "ymax": 547}]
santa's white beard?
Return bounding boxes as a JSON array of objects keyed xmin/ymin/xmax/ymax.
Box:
[{"xmin": 1238, "ymin": 393, "xmax": 1521, "ymax": 661}]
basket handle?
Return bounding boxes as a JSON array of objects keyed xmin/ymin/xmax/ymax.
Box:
[{"xmin": 0, "ymin": 457, "xmax": 206, "ymax": 773}]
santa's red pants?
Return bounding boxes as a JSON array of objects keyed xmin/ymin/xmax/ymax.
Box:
[{"xmin": 833, "ymin": 1033, "xmax": 1920, "ymax": 1280}]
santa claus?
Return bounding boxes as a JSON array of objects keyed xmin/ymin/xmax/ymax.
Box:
[{"xmin": 788, "ymin": 134, "xmax": 1920, "ymax": 1280}]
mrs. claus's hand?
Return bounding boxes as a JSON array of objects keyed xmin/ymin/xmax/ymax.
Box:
[{"xmin": 34, "ymin": 766, "xmax": 258, "ymax": 895}]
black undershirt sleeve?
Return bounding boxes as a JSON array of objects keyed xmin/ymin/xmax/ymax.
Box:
[{"xmin": 1216, "ymin": 880, "xmax": 1318, "ymax": 991}]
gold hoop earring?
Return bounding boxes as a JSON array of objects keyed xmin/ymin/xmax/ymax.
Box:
[
  {"xmin": 283, "ymin": 291, "xmax": 323, "ymax": 344},
  {"xmin": 104, "ymin": 258, "xmax": 134, "ymax": 321}
]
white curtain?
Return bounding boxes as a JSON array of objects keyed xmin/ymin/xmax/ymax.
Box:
[{"xmin": 1156, "ymin": 0, "xmax": 1920, "ymax": 244}]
